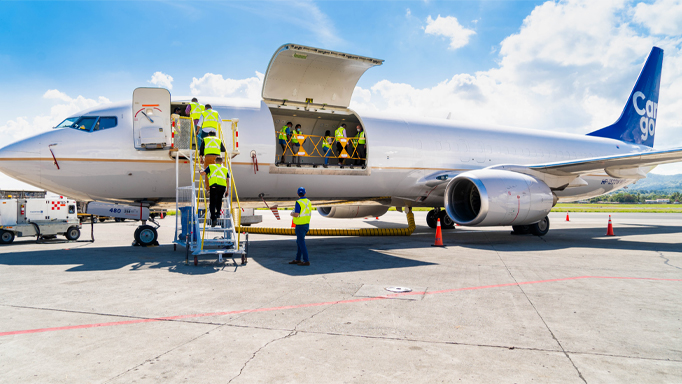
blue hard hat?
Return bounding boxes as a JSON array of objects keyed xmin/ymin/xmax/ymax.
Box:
[{"xmin": 297, "ymin": 187, "xmax": 306, "ymax": 196}]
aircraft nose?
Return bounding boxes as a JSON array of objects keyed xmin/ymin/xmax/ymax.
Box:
[{"xmin": 0, "ymin": 136, "xmax": 43, "ymax": 188}]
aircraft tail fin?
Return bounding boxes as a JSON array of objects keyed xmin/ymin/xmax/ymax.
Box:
[{"xmin": 587, "ymin": 47, "xmax": 663, "ymax": 148}]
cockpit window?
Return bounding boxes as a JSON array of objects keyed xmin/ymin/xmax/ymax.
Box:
[
  {"xmin": 73, "ymin": 117, "xmax": 98, "ymax": 131},
  {"xmin": 55, "ymin": 117, "xmax": 79, "ymax": 128},
  {"xmin": 56, "ymin": 116, "xmax": 118, "ymax": 132},
  {"xmin": 96, "ymin": 117, "xmax": 117, "ymax": 130}
]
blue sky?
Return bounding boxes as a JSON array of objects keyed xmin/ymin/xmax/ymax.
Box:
[
  {"xmin": 0, "ymin": 1, "xmax": 541, "ymax": 101},
  {"xmin": 2, "ymin": 0, "xmax": 682, "ymax": 189}
]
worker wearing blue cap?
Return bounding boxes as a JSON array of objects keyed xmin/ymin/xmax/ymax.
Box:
[{"xmin": 289, "ymin": 187, "xmax": 312, "ymax": 266}]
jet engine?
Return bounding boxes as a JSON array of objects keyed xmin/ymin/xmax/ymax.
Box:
[
  {"xmin": 444, "ymin": 170, "xmax": 555, "ymax": 226},
  {"xmin": 317, "ymin": 206, "xmax": 389, "ymax": 219}
]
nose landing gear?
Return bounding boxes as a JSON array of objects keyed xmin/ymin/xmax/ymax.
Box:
[{"xmin": 132, "ymin": 217, "xmax": 160, "ymax": 247}]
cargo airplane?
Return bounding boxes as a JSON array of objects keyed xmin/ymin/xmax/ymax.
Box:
[{"xmin": 1, "ymin": 44, "xmax": 681, "ymax": 245}]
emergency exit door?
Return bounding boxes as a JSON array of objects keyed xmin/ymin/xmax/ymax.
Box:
[{"xmin": 132, "ymin": 88, "xmax": 171, "ymax": 150}]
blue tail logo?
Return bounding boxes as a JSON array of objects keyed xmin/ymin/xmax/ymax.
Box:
[{"xmin": 588, "ymin": 47, "xmax": 663, "ymax": 147}]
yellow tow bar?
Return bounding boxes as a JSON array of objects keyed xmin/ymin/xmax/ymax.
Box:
[{"xmin": 236, "ymin": 210, "xmax": 415, "ymax": 236}]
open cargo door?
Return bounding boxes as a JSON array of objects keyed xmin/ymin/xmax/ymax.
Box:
[
  {"xmin": 132, "ymin": 88, "xmax": 171, "ymax": 150},
  {"xmin": 262, "ymin": 44, "xmax": 383, "ymax": 109}
]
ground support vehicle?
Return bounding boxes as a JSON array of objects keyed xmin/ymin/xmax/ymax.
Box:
[{"xmin": 0, "ymin": 199, "xmax": 81, "ymax": 244}]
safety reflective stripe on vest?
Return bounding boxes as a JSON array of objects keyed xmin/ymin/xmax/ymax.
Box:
[
  {"xmin": 208, "ymin": 164, "xmax": 228, "ymax": 187},
  {"xmin": 203, "ymin": 137, "xmax": 222, "ymax": 155},
  {"xmin": 322, "ymin": 137, "xmax": 331, "ymax": 148},
  {"xmin": 190, "ymin": 102, "xmax": 204, "ymax": 120},
  {"xmin": 201, "ymin": 110, "xmax": 220, "ymax": 129},
  {"xmin": 291, "ymin": 129, "xmax": 301, "ymax": 144},
  {"xmin": 279, "ymin": 126, "xmax": 288, "ymax": 140},
  {"xmin": 335, "ymin": 127, "xmax": 344, "ymax": 139},
  {"xmin": 357, "ymin": 131, "xmax": 366, "ymax": 144},
  {"xmin": 292, "ymin": 198, "xmax": 312, "ymax": 225}
]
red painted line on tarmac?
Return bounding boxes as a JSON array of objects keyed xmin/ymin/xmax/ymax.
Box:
[{"xmin": 1, "ymin": 276, "xmax": 680, "ymax": 337}]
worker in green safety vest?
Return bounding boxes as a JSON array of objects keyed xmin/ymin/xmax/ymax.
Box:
[
  {"xmin": 335, "ymin": 123, "xmax": 347, "ymax": 166},
  {"xmin": 322, "ymin": 130, "xmax": 333, "ymax": 167},
  {"xmin": 289, "ymin": 187, "xmax": 312, "ymax": 266},
  {"xmin": 278, "ymin": 122, "xmax": 293, "ymax": 165},
  {"xmin": 354, "ymin": 125, "xmax": 366, "ymax": 167},
  {"xmin": 186, "ymin": 98, "xmax": 204, "ymax": 143},
  {"xmin": 200, "ymin": 157, "xmax": 230, "ymax": 227},
  {"xmin": 199, "ymin": 131, "xmax": 226, "ymax": 188},
  {"xmin": 197, "ymin": 104, "xmax": 221, "ymax": 143}
]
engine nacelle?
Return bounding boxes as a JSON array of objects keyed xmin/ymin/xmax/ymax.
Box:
[
  {"xmin": 444, "ymin": 170, "xmax": 554, "ymax": 226},
  {"xmin": 317, "ymin": 206, "xmax": 389, "ymax": 219}
]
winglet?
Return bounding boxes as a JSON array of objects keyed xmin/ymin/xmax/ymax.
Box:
[{"xmin": 587, "ymin": 47, "xmax": 663, "ymax": 147}]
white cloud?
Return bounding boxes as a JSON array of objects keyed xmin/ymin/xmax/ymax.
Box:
[
  {"xmin": 190, "ymin": 71, "xmax": 264, "ymax": 100},
  {"xmin": 424, "ymin": 15, "xmax": 476, "ymax": 50},
  {"xmin": 633, "ymin": 0, "xmax": 682, "ymax": 35},
  {"xmin": 0, "ymin": 90, "xmax": 110, "ymax": 145},
  {"xmin": 148, "ymin": 71, "xmax": 174, "ymax": 90},
  {"xmin": 406, "ymin": 8, "xmax": 411, "ymax": 18},
  {"xmin": 349, "ymin": 0, "xmax": 682, "ymax": 174}
]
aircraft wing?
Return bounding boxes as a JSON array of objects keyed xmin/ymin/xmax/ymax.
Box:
[
  {"xmin": 526, "ymin": 147, "xmax": 682, "ymax": 176},
  {"xmin": 418, "ymin": 148, "xmax": 682, "ymax": 192}
]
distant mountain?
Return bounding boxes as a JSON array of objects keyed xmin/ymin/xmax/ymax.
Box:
[{"xmin": 628, "ymin": 173, "xmax": 682, "ymax": 193}]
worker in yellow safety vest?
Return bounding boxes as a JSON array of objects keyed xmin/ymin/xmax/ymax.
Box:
[
  {"xmin": 199, "ymin": 131, "xmax": 226, "ymax": 188},
  {"xmin": 278, "ymin": 122, "xmax": 293, "ymax": 165},
  {"xmin": 197, "ymin": 104, "xmax": 221, "ymax": 142},
  {"xmin": 186, "ymin": 98, "xmax": 204, "ymax": 141},
  {"xmin": 322, "ymin": 129, "xmax": 333, "ymax": 167},
  {"xmin": 354, "ymin": 125, "xmax": 366, "ymax": 167},
  {"xmin": 335, "ymin": 123, "xmax": 347, "ymax": 166},
  {"xmin": 291, "ymin": 124, "xmax": 303, "ymax": 165},
  {"xmin": 289, "ymin": 187, "xmax": 312, "ymax": 266},
  {"xmin": 200, "ymin": 157, "xmax": 230, "ymax": 227}
]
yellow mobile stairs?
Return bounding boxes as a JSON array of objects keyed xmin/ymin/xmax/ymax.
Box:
[{"xmin": 172, "ymin": 117, "xmax": 247, "ymax": 266}]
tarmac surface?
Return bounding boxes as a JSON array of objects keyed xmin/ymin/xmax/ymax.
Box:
[{"xmin": 0, "ymin": 211, "xmax": 681, "ymax": 383}]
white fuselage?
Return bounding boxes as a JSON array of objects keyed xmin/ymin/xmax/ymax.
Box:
[{"xmin": 0, "ymin": 99, "xmax": 647, "ymax": 206}]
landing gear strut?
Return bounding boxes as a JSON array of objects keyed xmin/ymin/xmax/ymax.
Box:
[{"xmin": 426, "ymin": 208, "xmax": 455, "ymax": 230}]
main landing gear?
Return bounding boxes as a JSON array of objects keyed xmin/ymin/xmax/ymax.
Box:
[
  {"xmin": 426, "ymin": 208, "xmax": 455, "ymax": 229},
  {"xmin": 512, "ymin": 216, "xmax": 550, "ymax": 237}
]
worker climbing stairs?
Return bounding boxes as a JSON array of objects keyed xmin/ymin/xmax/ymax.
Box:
[{"xmin": 172, "ymin": 118, "xmax": 248, "ymax": 265}]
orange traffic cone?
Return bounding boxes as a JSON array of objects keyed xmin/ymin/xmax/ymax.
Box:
[
  {"xmin": 291, "ymin": 220, "xmax": 296, "ymax": 228},
  {"xmin": 432, "ymin": 218, "xmax": 444, "ymax": 247},
  {"xmin": 606, "ymin": 215, "xmax": 614, "ymax": 236},
  {"xmin": 566, "ymin": 211, "xmax": 570, "ymax": 221}
]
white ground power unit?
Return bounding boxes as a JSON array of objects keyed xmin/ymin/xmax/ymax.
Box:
[{"xmin": 0, "ymin": 198, "xmax": 81, "ymax": 244}]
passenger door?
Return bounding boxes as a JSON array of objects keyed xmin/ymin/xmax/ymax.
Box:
[{"xmin": 132, "ymin": 88, "xmax": 171, "ymax": 150}]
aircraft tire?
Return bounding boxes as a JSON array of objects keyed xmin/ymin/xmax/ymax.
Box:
[
  {"xmin": 439, "ymin": 211, "xmax": 456, "ymax": 229},
  {"xmin": 134, "ymin": 225, "xmax": 158, "ymax": 246},
  {"xmin": 426, "ymin": 209, "xmax": 438, "ymax": 229},
  {"xmin": 0, "ymin": 230, "xmax": 15, "ymax": 244},
  {"xmin": 65, "ymin": 227, "xmax": 81, "ymax": 241},
  {"xmin": 530, "ymin": 216, "xmax": 550, "ymax": 237},
  {"xmin": 511, "ymin": 225, "xmax": 531, "ymax": 235}
]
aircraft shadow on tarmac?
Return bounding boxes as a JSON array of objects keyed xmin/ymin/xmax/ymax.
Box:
[
  {"xmin": 439, "ymin": 224, "xmax": 682, "ymax": 253},
  {"xmin": 0, "ymin": 237, "xmax": 437, "ymax": 276},
  {"xmin": 0, "ymin": 224, "xmax": 679, "ymax": 275}
]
